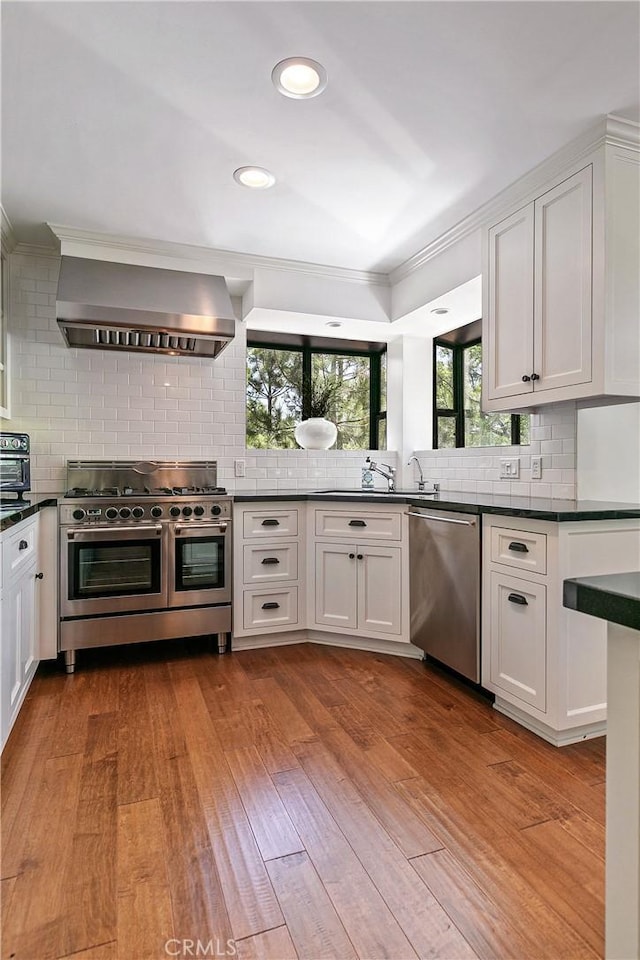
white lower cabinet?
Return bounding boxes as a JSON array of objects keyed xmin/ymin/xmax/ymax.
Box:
[
  {"xmin": 1, "ymin": 513, "xmax": 40, "ymax": 752},
  {"xmin": 314, "ymin": 542, "xmax": 402, "ymax": 636},
  {"xmin": 233, "ymin": 503, "xmax": 306, "ymax": 641},
  {"xmin": 482, "ymin": 514, "xmax": 640, "ymax": 745},
  {"xmin": 488, "ymin": 571, "xmax": 546, "ymax": 712},
  {"xmin": 232, "ymin": 501, "xmax": 412, "ymax": 654}
]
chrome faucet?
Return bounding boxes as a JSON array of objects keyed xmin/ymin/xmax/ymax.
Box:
[
  {"xmin": 407, "ymin": 456, "xmax": 440, "ymax": 495},
  {"xmin": 366, "ymin": 457, "xmax": 396, "ymax": 492},
  {"xmin": 407, "ymin": 455, "xmax": 426, "ymax": 491}
]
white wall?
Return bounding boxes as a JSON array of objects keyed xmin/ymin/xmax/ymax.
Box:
[
  {"xmin": 5, "ymin": 252, "xmax": 396, "ymax": 495},
  {"xmin": 577, "ymin": 403, "xmax": 640, "ymax": 502}
]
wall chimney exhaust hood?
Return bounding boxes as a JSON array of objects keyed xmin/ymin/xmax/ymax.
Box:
[{"xmin": 56, "ymin": 256, "xmax": 236, "ymax": 358}]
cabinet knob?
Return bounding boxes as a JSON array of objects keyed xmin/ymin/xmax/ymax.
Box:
[
  {"xmin": 521, "ymin": 375, "xmax": 531, "ymax": 383},
  {"xmin": 19, "ymin": 539, "xmax": 28, "ymax": 550},
  {"xmin": 35, "ymin": 572, "xmax": 44, "ymax": 580},
  {"xmin": 357, "ymin": 554, "xmax": 364, "ymax": 560},
  {"xmin": 530, "ymin": 373, "xmax": 540, "ymax": 381},
  {"xmin": 348, "ymin": 553, "xmax": 355, "ymax": 559}
]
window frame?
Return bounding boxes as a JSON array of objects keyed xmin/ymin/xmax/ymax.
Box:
[
  {"xmin": 247, "ymin": 334, "xmax": 387, "ymax": 450},
  {"xmin": 433, "ymin": 334, "xmax": 521, "ymax": 449}
]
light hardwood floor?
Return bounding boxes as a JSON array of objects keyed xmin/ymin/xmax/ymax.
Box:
[{"xmin": 1, "ymin": 640, "xmax": 606, "ymax": 960}]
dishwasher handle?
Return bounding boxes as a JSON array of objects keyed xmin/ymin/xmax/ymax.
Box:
[{"xmin": 408, "ymin": 511, "xmax": 476, "ymax": 527}]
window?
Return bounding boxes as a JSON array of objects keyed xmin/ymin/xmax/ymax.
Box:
[
  {"xmin": 247, "ymin": 334, "xmax": 386, "ymax": 450},
  {"xmin": 434, "ymin": 324, "xmax": 529, "ymax": 448}
]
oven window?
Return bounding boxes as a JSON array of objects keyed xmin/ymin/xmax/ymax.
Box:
[
  {"xmin": 1, "ymin": 457, "xmax": 28, "ymax": 490},
  {"xmin": 175, "ymin": 536, "xmax": 225, "ymax": 592},
  {"xmin": 69, "ymin": 539, "xmax": 162, "ymax": 599}
]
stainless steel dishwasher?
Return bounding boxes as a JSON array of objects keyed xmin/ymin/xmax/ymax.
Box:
[{"xmin": 409, "ymin": 506, "xmax": 480, "ymax": 682}]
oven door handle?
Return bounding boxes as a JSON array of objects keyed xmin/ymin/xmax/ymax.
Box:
[
  {"xmin": 174, "ymin": 522, "xmax": 228, "ymax": 534},
  {"xmin": 66, "ymin": 525, "xmax": 163, "ymax": 540}
]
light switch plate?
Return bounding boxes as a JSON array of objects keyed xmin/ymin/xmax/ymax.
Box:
[
  {"xmin": 531, "ymin": 456, "xmax": 542, "ymax": 480},
  {"xmin": 234, "ymin": 459, "xmax": 246, "ymax": 477},
  {"xmin": 499, "ymin": 457, "xmax": 520, "ymax": 479}
]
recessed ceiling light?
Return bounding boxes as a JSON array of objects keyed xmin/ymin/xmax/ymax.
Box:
[
  {"xmin": 326, "ymin": 321, "xmax": 342, "ymax": 328},
  {"xmin": 272, "ymin": 57, "xmax": 328, "ymax": 99},
  {"xmin": 233, "ymin": 166, "xmax": 276, "ymax": 189},
  {"xmin": 431, "ymin": 307, "xmax": 449, "ymax": 315}
]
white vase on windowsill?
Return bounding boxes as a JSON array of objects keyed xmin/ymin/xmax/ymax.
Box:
[{"xmin": 294, "ymin": 417, "xmax": 338, "ymax": 450}]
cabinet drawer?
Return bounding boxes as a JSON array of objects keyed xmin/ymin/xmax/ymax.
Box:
[
  {"xmin": 243, "ymin": 543, "xmax": 298, "ymax": 584},
  {"xmin": 490, "ymin": 527, "xmax": 547, "ymax": 575},
  {"xmin": 242, "ymin": 508, "xmax": 298, "ymax": 539},
  {"xmin": 243, "ymin": 587, "xmax": 298, "ymax": 630},
  {"xmin": 315, "ymin": 508, "xmax": 401, "ymax": 541},
  {"xmin": 3, "ymin": 516, "xmax": 38, "ymax": 582}
]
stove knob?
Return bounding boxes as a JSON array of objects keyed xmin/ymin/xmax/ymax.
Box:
[
  {"xmin": 119, "ymin": 507, "xmax": 131, "ymax": 520},
  {"xmin": 132, "ymin": 506, "xmax": 144, "ymax": 519},
  {"xmin": 182, "ymin": 506, "xmax": 193, "ymax": 518},
  {"xmin": 72, "ymin": 508, "xmax": 86, "ymax": 521},
  {"xmin": 105, "ymin": 507, "xmax": 118, "ymax": 520},
  {"xmin": 194, "ymin": 505, "xmax": 205, "ymax": 517},
  {"xmin": 150, "ymin": 505, "xmax": 163, "ymax": 519},
  {"xmin": 169, "ymin": 506, "xmax": 181, "ymax": 518},
  {"xmin": 211, "ymin": 504, "xmax": 222, "ymax": 516}
]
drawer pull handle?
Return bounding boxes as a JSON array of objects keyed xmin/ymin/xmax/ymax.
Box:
[
  {"xmin": 261, "ymin": 557, "xmax": 280, "ymax": 565},
  {"xmin": 508, "ymin": 593, "xmax": 528, "ymax": 606},
  {"xmin": 261, "ymin": 519, "xmax": 280, "ymax": 526},
  {"xmin": 348, "ymin": 519, "xmax": 366, "ymax": 527},
  {"xmin": 261, "ymin": 601, "xmax": 280, "ymax": 610},
  {"xmin": 35, "ymin": 572, "xmax": 43, "ymax": 580},
  {"xmin": 508, "ymin": 541, "xmax": 529, "ymax": 553},
  {"xmin": 19, "ymin": 539, "xmax": 29, "ymax": 550}
]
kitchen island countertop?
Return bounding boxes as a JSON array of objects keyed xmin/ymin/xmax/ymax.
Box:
[{"xmin": 563, "ymin": 571, "xmax": 640, "ymax": 631}]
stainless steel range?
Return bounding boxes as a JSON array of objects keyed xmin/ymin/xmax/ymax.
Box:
[{"xmin": 59, "ymin": 460, "xmax": 232, "ymax": 673}]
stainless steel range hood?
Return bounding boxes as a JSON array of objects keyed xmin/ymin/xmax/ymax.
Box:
[{"xmin": 56, "ymin": 256, "xmax": 236, "ymax": 358}]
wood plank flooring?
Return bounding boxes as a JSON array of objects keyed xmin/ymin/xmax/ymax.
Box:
[{"xmin": 1, "ymin": 640, "xmax": 606, "ymax": 960}]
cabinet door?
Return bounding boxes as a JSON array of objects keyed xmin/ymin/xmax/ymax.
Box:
[
  {"xmin": 1, "ymin": 564, "xmax": 37, "ymax": 747},
  {"xmin": 533, "ymin": 166, "xmax": 592, "ymax": 392},
  {"xmin": 358, "ymin": 545, "xmax": 402, "ymax": 636},
  {"xmin": 486, "ymin": 205, "xmax": 535, "ymax": 401},
  {"xmin": 314, "ymin": 542, "xmax": 357, "ymax": 630},
  {"xmin": 489, "ymin": 571, "xmax": 546, "ymax": 712}
]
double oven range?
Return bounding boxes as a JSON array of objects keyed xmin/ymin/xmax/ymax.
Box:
[{"xmin": 59, "ymin": 460, "xmax": 231, "ymax": 673}]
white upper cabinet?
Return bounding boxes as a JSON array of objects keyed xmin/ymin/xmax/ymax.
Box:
[
  {"xmin": 487, "ymin": 205, "xmax": 535, "ymax": 400},
  {"xmin": 533, "ymin": 167, "xmax": 593, "ymax": 394},
  {"xmin": 483, "ymin": 120, "xmax": 639, "ymax": 412}
]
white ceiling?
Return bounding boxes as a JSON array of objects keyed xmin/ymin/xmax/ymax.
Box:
[{"xmin": 2, "ymin": 1, "xmax": 639, "ymax": 273}]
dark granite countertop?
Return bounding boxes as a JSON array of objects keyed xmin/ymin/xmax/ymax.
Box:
[
  {"xmin": 563, "ymin": 572, "xmax": 640, "ymax": 631},
  {"xmin": 231, "ymin": 488, "xmax": 640, "ymax": 522},
  {"xmin": 0, "ymin": 496, "xmax": 58, "ymax": 533}
]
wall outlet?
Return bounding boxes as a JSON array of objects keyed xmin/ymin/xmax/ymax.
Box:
[
  {"xmin": 499, "ymin": 457, "xmax": 520, "ymax": 479},
  {"xmin": 234, "ymin": 459, "xmax": 246, "ymax": 478},
  {"xmin": 531, "ymin": 456, "xmax": 542, "ymax": 480}
]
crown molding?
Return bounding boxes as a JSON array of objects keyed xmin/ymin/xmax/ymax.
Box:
[
  {"xmin": 47, "ymin": 224, "xmax": 388, "ymax": 287},
  {"xmin": 13, "ymin": 241, "xmax": 59, "ymax": 259},
  {"xmin": 390, "ymin": 113, "xmax": 640, "ymax": 285},
  {"xmin": 0, "ymin": 207, "xmax": 16, "ymax": 254}
]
